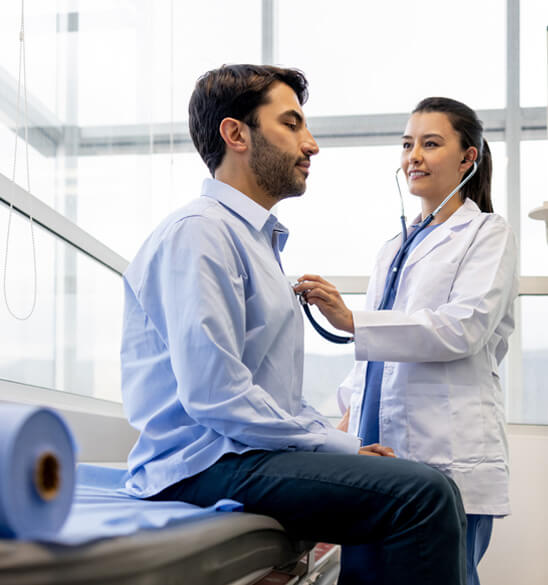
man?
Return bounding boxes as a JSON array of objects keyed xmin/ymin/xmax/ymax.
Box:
[{"xmin": 121, "ymin": 64, "xmax": 466, "ymax": 585}]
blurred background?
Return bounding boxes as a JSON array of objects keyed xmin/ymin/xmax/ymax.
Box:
[{"xmin": 0, "ymin": 0, "xmax": 546, "ymax": 422}]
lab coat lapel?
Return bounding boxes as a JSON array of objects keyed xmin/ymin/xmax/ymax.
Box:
[
  {"xmin": 372, "ymin": 234, "xmax": 403, "ymax": 308},
  {"xmin": 403, "ymin": 199, "xmax": 480, "ymax": 269},
  {"xmin": 404, "ymin": 223, "xmax": 453, "ymax": 268}
]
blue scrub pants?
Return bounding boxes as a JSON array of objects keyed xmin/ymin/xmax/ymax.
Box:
[
  {"xmin": 149, "ymin": 450, "xmax": 467, "ymax": 585},
  {"xmin": 466, "ymin": 515, "xmax": 493, "ymax": 585}
]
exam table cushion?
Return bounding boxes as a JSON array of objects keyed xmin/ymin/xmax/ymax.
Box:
[{"xmin": 0, "ymin": 512, "xmax": 311, "ymax": 585}]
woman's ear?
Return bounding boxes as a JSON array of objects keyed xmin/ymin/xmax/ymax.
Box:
[
  {"xmin": 460, "ymin": 146, "xmax": 478, "ymax": 171},
  {"xmin": 219, "ymin": 117, "xmax": 249, "ymax": 154}
]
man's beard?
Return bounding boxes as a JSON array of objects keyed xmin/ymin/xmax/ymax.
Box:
[{"xmin": 249, "ymin": 129, "xmax": 308, "ymax": 200}]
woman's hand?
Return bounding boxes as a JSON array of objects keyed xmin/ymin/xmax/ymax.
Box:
[
  {"xmin": 359, "ymin": 443, "xmax": 396, "ymax": 457},
  {"xmin": 294, "ymin": 274, "xmax": 354, "ymax": 333}
]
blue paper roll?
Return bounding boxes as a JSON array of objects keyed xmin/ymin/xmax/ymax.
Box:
[{"xmin": 0, "ymin": 404, "xmax": 76, "ymax": 539}]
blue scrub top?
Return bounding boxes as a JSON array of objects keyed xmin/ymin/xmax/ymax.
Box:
[{"xmin": 357, "ymin": 223, "xmax": 442, "ymax": 444}]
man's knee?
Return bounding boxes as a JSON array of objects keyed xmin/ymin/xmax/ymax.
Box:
[{"xmin": 411, "ymin": 464, "xmax": 466, "ymax": 533}]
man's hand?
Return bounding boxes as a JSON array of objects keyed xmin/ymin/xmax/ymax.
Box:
[
  {"xmin": 359, "ymin": 443, "xmax": 396, "ymax": 457},
  {"xmin": 294, "ymin": 275, "xmax": 354, "ymax": 333},
  {"xmin": 337, "ymin": 408, "xmax": 350, "ymax": 432}
]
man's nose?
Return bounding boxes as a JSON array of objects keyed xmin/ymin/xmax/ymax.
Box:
[{"xmin": 302, "ymin": 128, "xmax": 319, "ymax": 156}]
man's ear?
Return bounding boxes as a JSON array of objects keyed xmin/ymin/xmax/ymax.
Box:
[{"xmin": 219, "ymin": 118, "xmax": 249, "ymax": 154}]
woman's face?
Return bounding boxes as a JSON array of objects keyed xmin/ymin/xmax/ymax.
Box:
[{"xmin": 400, "ymin": 112, "xmax": 475, "ymax": 202}]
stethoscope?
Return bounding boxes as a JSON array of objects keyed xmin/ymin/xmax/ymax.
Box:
[{"xmin": 296, "ymin": 161, "xmax": 478, "ymax": 344}]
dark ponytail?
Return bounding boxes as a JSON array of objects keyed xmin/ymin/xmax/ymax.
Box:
[{"xmin": 412, "ymin": 97, "xmax": 493, "ymax": 213}]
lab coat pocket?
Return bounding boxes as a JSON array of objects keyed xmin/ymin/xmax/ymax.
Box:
[
  {"xmin": 403, "ymin": 261, "xmax": 457, "ymax": 311},
  {"xmin": 406, "ymin": 384, "xmax": 452, "ymax": 467},
  {"xmin": 482, "ymin": 375, "xmax": 507, "ymax": 461},
  {"xmin": 450, "ymin": 385, "xmax": 483, "ymax": 465}
]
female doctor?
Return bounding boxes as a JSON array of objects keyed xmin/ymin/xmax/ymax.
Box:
[{"xmin": 295, "ymin": 97, "xmax": 518, "ymax": 585}]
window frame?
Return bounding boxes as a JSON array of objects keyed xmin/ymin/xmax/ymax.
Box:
[{"xmin": 0, "ymin": 0, "xmax": 547, "ymax": 428}]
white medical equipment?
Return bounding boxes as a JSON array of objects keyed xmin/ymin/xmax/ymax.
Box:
[{"xmin": 528, "ymin": 202, "xmax": 548, "ymax": 243}]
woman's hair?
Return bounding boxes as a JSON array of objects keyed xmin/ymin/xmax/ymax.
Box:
[{"xmin": 412, "ymin": 97, "xmax": 493, "ymax": 213}]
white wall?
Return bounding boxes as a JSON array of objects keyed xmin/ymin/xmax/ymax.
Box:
[{"xmin": 479, "ymin": 424, "xmax": 548, "ymax": 585}]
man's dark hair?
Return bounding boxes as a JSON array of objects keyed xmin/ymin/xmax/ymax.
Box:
[{"xmin": 189, "ymin": 64, "xmax": 309, "ymax": 176}]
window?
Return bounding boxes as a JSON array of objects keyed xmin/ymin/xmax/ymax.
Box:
[
  {"xmin": 303, "ymin": 294, "xmax": 365, "ymax": 418},
  {"xmin": 76, "ymin": 151, "xmax": 205, "ymax": 259},
  {"xmin": 0, "ymin": 1, "xmax": 261, "ymax": 239},
  {"xmin": 0, "ymin": 1, "xmax": 546, "ymax": 426},
  {"xmin": 520, "ymin": 0, "xmax": 548, "ymax": 107},
  {"xmin": 511, "ymin": 296, "xmax": 548, "ymax": 424},
  {"xmin": 278, "ymin": 0, "xmax": 506, "ymax": 116},
  {"xmin": 0, "ymin": 201, "xmax": 122, "ymax": 401},
  {"xmin": 278, "ymin": 142, "xmax": 507, "ymax": 276},
  {"xmin": 521, "ymin": 140, "xmax": 548, "ymax": 276}
]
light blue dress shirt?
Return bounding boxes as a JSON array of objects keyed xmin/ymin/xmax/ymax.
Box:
[{"xmin": 121, "ymin": 178, "xmax": 359, "ymax": 497}]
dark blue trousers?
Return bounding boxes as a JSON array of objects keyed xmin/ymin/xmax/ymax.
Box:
[{"xmin": 149, "ymin": 450, "xmax": 466, "ymax": 585}]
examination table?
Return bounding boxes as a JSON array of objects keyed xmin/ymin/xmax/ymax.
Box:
[
  {"xmin": 0, "ymin": 443, "xmax": 340, "ymax": 585},
  {"xmin": 0, "ymin": 512, "xmax": 339, "ymax": 585}
]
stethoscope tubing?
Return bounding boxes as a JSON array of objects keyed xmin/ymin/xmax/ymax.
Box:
[
  {"xmin": 299, "ymin": 297, "xmax": 354, "ymax": 344},
  {"xmin": 298, "ymin": 161, "xmax": 478, "ymax": 344},
  {"xmin": 381, "ymin": 162, "xmax": 478, "ymax": 309}
]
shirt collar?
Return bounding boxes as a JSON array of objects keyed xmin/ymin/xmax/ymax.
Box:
[
  {"xmin": 201, "ymin": 178, "xmax": 290, "ymax": 250},
  {"xmin": 201, "ymin": 178, "xmax": 272, "ymax": 232}
]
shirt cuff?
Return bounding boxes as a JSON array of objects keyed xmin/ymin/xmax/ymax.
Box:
[{"xmin": 316, "ymin": 427, "xmax": 361, "ymax": 454}]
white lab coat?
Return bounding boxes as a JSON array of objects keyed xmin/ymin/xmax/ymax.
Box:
[{"xmin": 338, "ymin": 198, "xmax": 518, "ymax": 515}]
